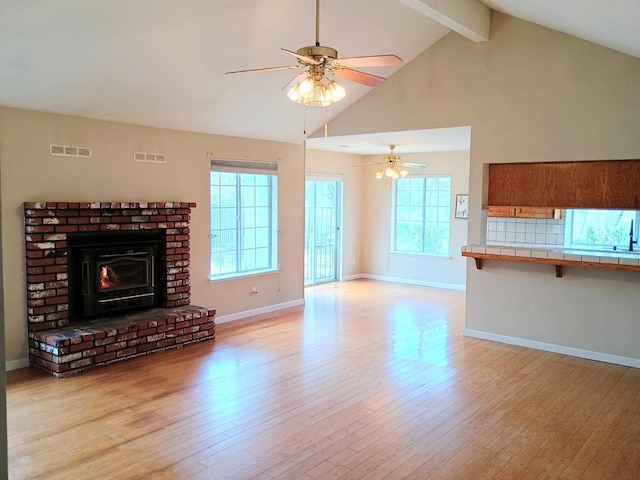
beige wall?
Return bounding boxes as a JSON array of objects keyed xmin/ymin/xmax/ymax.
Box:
[
  {"xmin": 0, "ymin": 108, "xmax": 305, "ymax": 365},
  {"xmin": 317, "ymin": 13, "xmax": 640, "ymax": 363}
]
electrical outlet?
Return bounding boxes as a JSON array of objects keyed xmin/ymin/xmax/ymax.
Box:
[
  {"xmin": 498, "ymin": 221, "xmax": 505, "ymax": 231},
  {"xmin": 251, "ymin": 286, "xmax": 258, "ymax": 295}
]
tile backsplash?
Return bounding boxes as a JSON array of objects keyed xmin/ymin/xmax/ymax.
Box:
[{"xmin": 486, "ymin": 217, "xmax": 565, "ymax": 247}]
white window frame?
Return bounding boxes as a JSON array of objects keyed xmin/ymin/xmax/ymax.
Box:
[
  {"xmin": 391, "ymin": 174, "xmax": 452, "ymax": 257},
  {"xmin": 209, "ymin": 159, "xmax": 278, "ymax": 280},
  {"xmin": 564, "ymin": 208, "xmax": 639, "ymax": 251}
]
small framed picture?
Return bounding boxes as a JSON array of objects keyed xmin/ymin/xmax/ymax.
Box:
[{"xmin": 455, "ymin": 194, "xmax": 469, "ymax": 219}]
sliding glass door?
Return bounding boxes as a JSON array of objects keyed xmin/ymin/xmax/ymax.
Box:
[{"xmin": 304, "ymin": 178, "xmax": 342, "ymax": 285}]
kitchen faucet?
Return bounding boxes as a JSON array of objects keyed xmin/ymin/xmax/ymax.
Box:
[{"xmin": 630, "ymin": 219, "xmax": 638, "ymax": 252}]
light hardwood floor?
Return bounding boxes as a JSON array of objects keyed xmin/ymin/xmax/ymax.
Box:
[{"xmin": 7, "ymin": 279, "xmax": 640, "ymax": 479}]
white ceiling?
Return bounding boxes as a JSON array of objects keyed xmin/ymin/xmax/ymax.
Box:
[{"xmin": 1, "ymin": 0, "xmax": 638, "ymax": 153}]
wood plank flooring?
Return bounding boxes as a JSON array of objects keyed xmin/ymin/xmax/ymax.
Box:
[{"xmin": 7, "ymin": 279, "xmax": 640, "ymax": 479}]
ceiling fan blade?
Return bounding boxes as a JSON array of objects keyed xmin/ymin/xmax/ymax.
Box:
[
  {"xmin": 337, "ymin": 54, "xmax": 403, "ymax": 68},
  {"xmin": 225, "ymin": 65, "xmax": 299, "ymax": 74},
  {"xmin": 282, "ymin": 48, "xmax": 321, "ymax": 66},
  {"xmin": 399, "ymin": 162, "xmax": 429, "ymax": 168},
  {"xmin": 283, "ymin": 72, "xmax": 309, "ymax": 91},
  {"xmin": 352, "ymin": 162, "xmax": 385, "ymax": 167},
  {"xmin": 332, "ymin": 68, "xmax": 386, "ymax": 87}
]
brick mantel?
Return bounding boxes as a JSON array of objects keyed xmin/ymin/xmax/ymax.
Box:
[{"xmin": 23, "ymin": 201, "xmax": 216, "ymax": 376}]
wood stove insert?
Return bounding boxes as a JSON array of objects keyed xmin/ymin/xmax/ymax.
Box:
[{"xmin": 68, "ymin": 230, "xmax": 162, "ymax": 320}]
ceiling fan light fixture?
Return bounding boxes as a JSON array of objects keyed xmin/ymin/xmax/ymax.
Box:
[
  {"xmin": 286, "ymin": 75, "xmax": 346, "ymax": 107},
  {"xmin": 385, "ymin": 167, "xmax": 400, "ymax": 179},
  {"xmin": 375, "ymin": 169, "xmax": 384, "ymax": 179}
]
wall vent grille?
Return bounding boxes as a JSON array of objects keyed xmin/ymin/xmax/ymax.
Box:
[
  {"xmin": 134, "ymin": 152, "xmax": 167, "ymax": 163},
  {"xmin": 50, "ymin": 144, "xmax": 92, "ymax": 158}
]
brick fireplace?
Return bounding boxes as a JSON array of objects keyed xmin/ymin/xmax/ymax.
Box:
[{"xmin": 24, "ymin": 202, "xmax": 215, "ymax": 377}]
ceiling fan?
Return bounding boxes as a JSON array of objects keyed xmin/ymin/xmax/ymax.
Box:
[
  {"xmin": 225, "ymin": 0, "xmax": 403, "ymax": 107},
  {"xmin": 355, "ymin": 145, "xmax": 428, "ymax": 179}
]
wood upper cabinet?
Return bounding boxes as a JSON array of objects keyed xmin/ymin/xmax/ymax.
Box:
[
  {"xmin": 487, "ymin": 159, "xmax": 640, "ymax": 209},
  {"xmin": 487, "ymin": 206, "xmax": 516, "ymax": 217},
  {"xmin": 515, "ymin": 207, "xmax": 555, "ymax": 219},
  {"xmin": 487, "ymin": 206, "xmax": 555, "ymax": 218}
]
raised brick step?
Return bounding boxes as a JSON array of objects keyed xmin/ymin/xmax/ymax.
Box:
[{"xmin": 29, "ymin": 305, "xmax": 215, "ymax": 377}]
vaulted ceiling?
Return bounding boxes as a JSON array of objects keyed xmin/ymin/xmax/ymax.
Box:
[{"xmin": 1, "ymin": 0, "xmax": 638, "ymax": 151}]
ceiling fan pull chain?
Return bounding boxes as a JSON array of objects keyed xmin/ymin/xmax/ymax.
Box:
[{"xmin": 316, "ymin": 0, "xmax": 320, "ymax": 46}]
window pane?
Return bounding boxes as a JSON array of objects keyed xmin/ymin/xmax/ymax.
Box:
[
  {"xmin": 210, "ymin": 171, "xmax": 277, "ymax": 277},
  {"xmin": 255, "ymin": 227, "xmax": 270, "ymax": 247},
  {"xmin": 242, "ymin": 207, "xmax": 256, "ymax": 228},
  {"xmin": 220, "ymin": 172, "xmax": 236, "ymax": 185},
  {"xmin": 220, "ymin": 207, "xmax": 236, "ymax": 229},
  {"xmin": 255, "ymin": 207, "xmax": 270, "ymax": 227},
  {"xmin": 393, "ymin": 175, "xmax": 451, "ymax": 256},
  {"xmin": 220, "ymin": 187, "xmax": 236, "ymax": 207},
  {"xmin": 254, "ymin": 247, "xmax": 270, "ymax": 269},
  {"xmin": 438, "ymin": 177, "xmax": 451, "ymax": 190},
  {"xmin": 241, "ymin": 228, "xmax": 256, "ymax": 249},
  {"xmin": 567, "ymin": 209, "xmax": 638, "ymax": 248}
]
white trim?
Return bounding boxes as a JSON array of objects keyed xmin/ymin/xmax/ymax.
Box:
[
  {"xmin": 6, "ymin": 358, "xmax": 30, "ymax": 372},
  {"xmin": 210, "ymin": 158, "xmax": 278, "ymax": 174},
  {"xmin": 209, "ymin": 269, "xmax": 280, "ymax": 283},
  {"xmin": 464, "ymin": 329, "xmax": 640, "ymax": 369},
  {"xmin": 342, "ymin": 274, "xmax": 363, "ymax": 282},
  {"xmin": 352, "ymin": 273, "xmax": 466, "ymax": 291},
  {"xmin": 215, "ymin": 299, "xmax": 305, "ymax": 324},
  {"xmin": 306, "ymin": 172, "xmax": 344, "ymax": 182}
]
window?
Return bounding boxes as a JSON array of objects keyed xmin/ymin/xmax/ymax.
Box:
[
  {"xmin": 565, "ymin": 209, "xmax": 639, "ymax": 250},
  {"xmin": 393, "ymin": 175, "xmax": 451, "ymax": 256},
  {"xmin": 210, "ymin": 159, "xmax": 278, "ymax": 279}
]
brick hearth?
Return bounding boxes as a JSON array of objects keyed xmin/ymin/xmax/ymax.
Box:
[
  {"xmin": 23, "ymin": 201, "xmax": 216, "ymax": 377},
  {"xmin": 30, "ymin": 305, "xmax": 215, "ymax": 377}
]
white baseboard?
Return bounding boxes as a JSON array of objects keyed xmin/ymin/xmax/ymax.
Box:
[
  {"xmin": 342, "ymin": 274, "xmax": 362, "ymax": 282},
  {"xmin": 6, "ymin": 358, "xmax": 30, "ymax": 372},
  {"xmin": 355, "ymin": 274, "xmax": 466, "ymax": 291},
  {"xmin": 464, "ymin": 328, "xmax": 640, "ymax": 369},
  {"xmin": 215, "ymin": 298, "xmax": 305, "ymax": 324}
]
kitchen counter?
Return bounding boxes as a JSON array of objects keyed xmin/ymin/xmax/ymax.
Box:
[{"xmin": 462, "ymin": 244, "xmax": 640, "ymax": 277}]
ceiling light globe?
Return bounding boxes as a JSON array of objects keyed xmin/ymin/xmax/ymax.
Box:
[
  {"xmin": 286, "ymin": 87, "xmax": 301, "ymax": 103},
  {"xmin": 299, "ymin": 77, "xmax": 314, "ymax": 95},
  {"xmin": 327, "ymin": 80, "xmax": 346, "ymax": 102}
]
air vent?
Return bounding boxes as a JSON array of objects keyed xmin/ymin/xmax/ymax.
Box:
[
  {"xmin": 134, "ymin": 152, "xmax": 167, "ymax": 163},
  {"xmin": 50, "ymin": 144, "xmax": 92, "ymax": 158}
]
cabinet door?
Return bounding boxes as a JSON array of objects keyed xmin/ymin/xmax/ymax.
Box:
[
  {"xmin": 487, "ymin": 206, "xmax": 516, "ymax": 217},
  {"xmin": 516, "ymin": 207, "xmax": 555, "ymax": 219}
]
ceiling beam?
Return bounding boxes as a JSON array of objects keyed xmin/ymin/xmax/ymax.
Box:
[{"xmin": 397, "ymin": 0, "xmax": 490, "ymax": 42}]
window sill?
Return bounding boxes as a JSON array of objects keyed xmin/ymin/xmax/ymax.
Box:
[
  {"xmin": 209, "ymin": 269, "xmax": 279, "ymax": 283},
  {"xmin": 390, "ymin": 251, "xmax": 451, "ymax": 259}
]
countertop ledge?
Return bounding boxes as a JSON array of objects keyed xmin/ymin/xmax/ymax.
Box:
[{"xmin": 462, "ymin": 245, "xmax": 640, "ymax": 277}]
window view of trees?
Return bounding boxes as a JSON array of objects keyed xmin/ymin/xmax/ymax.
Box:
[
  {"xmin": 566, "ymin": 209, "xmax": 638, "ymax": 249},
  {"xmin": 210, "ymin": 171, "xmax": 277, "ymax": 278},
  {"xmin": 393, "ymin": 176, "xmax": 451, "ymax": 257}
]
